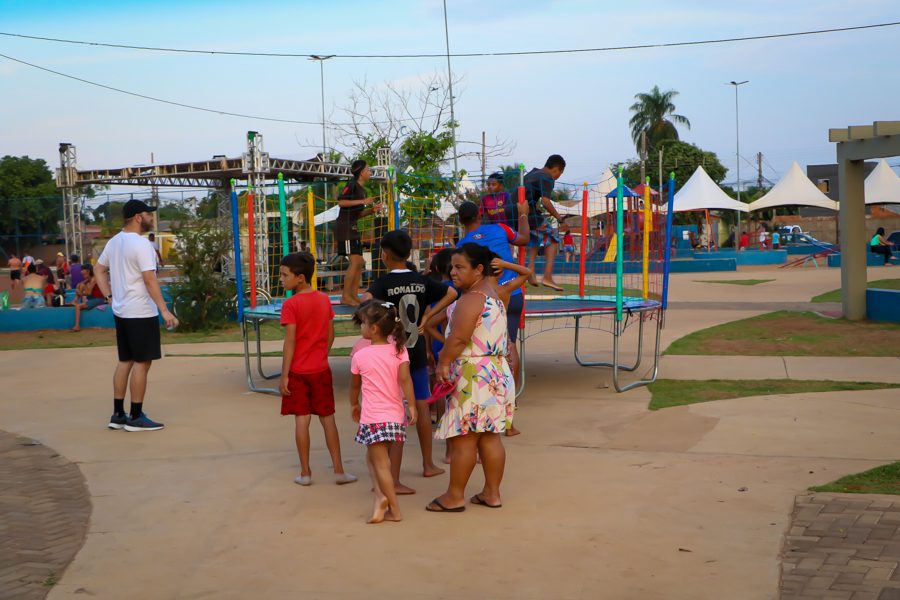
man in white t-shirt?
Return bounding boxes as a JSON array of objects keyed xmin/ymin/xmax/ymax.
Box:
[{"xmin": 95, "ymin": 200, "xmax": 178, "ymax": 432}]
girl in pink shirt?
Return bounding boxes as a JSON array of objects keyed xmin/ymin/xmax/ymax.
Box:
[{"xmin": 350, "ymin": 301, "xmax": 418, "ymax": 524}]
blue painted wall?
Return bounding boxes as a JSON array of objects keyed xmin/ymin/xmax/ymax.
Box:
[{"xmin": 866, "ymin": 289, "xmax": 900, "ymax": 323}]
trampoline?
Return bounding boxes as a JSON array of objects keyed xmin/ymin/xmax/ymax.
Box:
[{"xmin": 237, "ymin": 168, "xmax": 677, "ymax": 396}]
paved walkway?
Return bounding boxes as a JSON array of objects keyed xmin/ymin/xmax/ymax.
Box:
[
  {"xmin": 0, "ymin": 431, "xmax": 90, "ymax": 600},
  {"xmin": 781, "ymin": 493, "xmax": 900, "ymax": 599},
  {"xmin": 0, "ymin": 264, "xmax": 896, "ymax": 599}
]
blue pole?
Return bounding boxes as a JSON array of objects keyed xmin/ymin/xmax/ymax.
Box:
[
  {"xmin": 615, "ymin": 167, "xmax": 624, "ymax": 321},
  {"xmin": 662, "ymin": 172, "xmax": 676, "ymax": 310},
  {"xmin": 229, "ymin": 179, "xmax": 245, "ymax": 322}
]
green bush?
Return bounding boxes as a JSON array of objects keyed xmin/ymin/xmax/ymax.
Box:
[{"xmin": 168, "ymin": 219, "xmax": 235, "ymax": 332}]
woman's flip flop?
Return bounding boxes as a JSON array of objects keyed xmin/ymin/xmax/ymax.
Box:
[
  {"xmin": 426, "ymin": 498, "xmax": 465, "ymax": 513},
  {"xmin": 470, "ymin": 494, "xmax": 502, "ymax": 508}
]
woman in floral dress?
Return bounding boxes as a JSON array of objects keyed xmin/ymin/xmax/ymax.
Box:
[{"xmin": 426, "ymin": 243, "xmax": 514, "ymax": 513}]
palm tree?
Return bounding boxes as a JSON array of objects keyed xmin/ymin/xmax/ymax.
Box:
[{"xmin": 629, "ymin": 86, "xmax": 691, "ymax": 154}]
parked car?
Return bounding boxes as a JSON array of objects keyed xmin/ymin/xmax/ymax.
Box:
[
  {"xmin": 780, "ymin": 232, "xmax": 836, "ymax": 249},
  {"xmin": 778, "ymin": 225, "xmax": 804, "ymax": 236}
]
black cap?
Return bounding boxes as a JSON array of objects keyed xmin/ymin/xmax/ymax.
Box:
[{"xmin": 123, "ymin": 199, "xmax": 158, "ymax": 219}]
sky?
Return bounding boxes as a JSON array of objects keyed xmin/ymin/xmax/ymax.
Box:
[{"xmin": 2, "ymin": 0, "xmax": 899, "ymax": 193}]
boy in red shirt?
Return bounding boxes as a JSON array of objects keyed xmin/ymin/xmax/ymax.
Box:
[{"xmin": 279, "ymin": 252, "xmax": 357, "ymax": 487}]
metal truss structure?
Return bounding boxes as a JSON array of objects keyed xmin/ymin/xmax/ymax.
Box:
[{"xmin": 56, "ymin": 131, "xmax": 390, "ymax": 270}]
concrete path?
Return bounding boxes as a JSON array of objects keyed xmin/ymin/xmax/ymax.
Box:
[{"xmin": 0, "ymin": 264, "xmax": 897, "ymax": 599}]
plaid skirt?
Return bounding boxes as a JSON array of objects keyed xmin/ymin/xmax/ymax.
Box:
[{"xmin": 354, "ymin": 422, "xmax": 407, "ymax": 446}]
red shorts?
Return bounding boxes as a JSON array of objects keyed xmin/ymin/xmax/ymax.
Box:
[
  {"xmin": 43, "ymin": 284, "xmax": 55, "ymax": 294},
  {"xmin": 281, "ymin": 368, "xmax": 335, "ymax": 416}
]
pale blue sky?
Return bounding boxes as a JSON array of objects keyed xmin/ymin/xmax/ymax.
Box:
[{"xmin": 2, "ymin": 0, "xmax": 898, "ymax": 188}]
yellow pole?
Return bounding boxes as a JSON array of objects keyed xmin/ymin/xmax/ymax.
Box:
[
  {"xmin": 642, "ymin": 177, "xmax": 651, "ymax": 299},
  {"xmin": 386, "ymin": 168, "xmax": 396, "ymax": 231},
  {"xmin": 307, "ymin": 187, "xmax": 317, "ymax": 290}
]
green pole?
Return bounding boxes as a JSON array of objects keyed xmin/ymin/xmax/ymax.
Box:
[
  {"xmin": 277, "ymin": 172, "xmax": 292, "ymax": 297},
  {"xmin": 616, "ymin": 166, "xmax": 624, "ymax": 321}
]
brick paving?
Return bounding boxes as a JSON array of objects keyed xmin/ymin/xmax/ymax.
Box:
[
  {"xmin": 781, "ymin": 493, "xmax": 900, "ymax": 600},
  {"xmin": 0, "ymin": 430, "xmax": 90, "ymax": 600}
]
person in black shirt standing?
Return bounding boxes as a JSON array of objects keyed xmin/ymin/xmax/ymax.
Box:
[
  {"xmin": 365, "ymin": 230, "xmax": 458, "ymax": 492},
  {"xmin": 337, "ymin": 160, "xmax": 382, "ymax": 306},
  {"xmin": 523, "ymin": 154, "xmax": 566, "ymax": 291}
]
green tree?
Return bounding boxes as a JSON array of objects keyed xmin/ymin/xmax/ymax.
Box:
[
  {"xmin": 167, "ymin": 217, "xmax": 235, "ymax": 331},
  {"xmin": 628, "ymin": 86, "xmax": 691, "ymax": 154},
  {"xmin": 614, "ymin": 139, "xmax": 728, "ymax": 192},
  {"xmin": 0, "ymin": 155, "xmax": 62, "ymax": 237}
]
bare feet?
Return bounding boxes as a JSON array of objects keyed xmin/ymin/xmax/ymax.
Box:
[
  {"xmin": 527, "ymin": 275, "xmax": 540, "ymax": 287},
  {"xmin": 71, "ymin": 328, "xmax": 80, "ymax": 332},
  {"xmin": 341, "ymin": 296, "xmax": 361, "ymax": 307},
  {"xmin": 442, "ymin": 454, "xmax": 451, "ymax": 465},
  {"xmin": 368, "ymin": 497, "xmax": 389, "ymax": 524},
  {"xmin": 423, "ymin": 464, "xmax": 445, "ymax": 477},
  {"xmin": 541, "ymin": 279, "xmax": 564, "ymax": 292},
  {"xmin": 394, "ymin": 482, "xmax": 416, "ymax": 495},
  {"xmin": 383, "ymin": 509, "xmax": 402, "ymax": 522},
  {"xmin": 506, "ymin": 426, "xmax": 521, "ymax": 437}
]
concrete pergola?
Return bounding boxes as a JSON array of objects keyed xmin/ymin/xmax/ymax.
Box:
[{"xmin": 828, "ymin": 121, "xmax": 900, "ymax": 320}]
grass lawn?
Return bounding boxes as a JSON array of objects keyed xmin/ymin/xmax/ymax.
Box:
[
  {"xmin": 0, "ymin": 320, "xmax": 360, "ymax": 352},
  {"xmin": 527, "ymin": 282, "xmax": 660, "ymax": 300},
  {"xmin": 809, "ymin": 462, "xmax": 900, "ymax": 495},
  {"xmin": 664, "ymin": 310, "xmax": 900, "ymax": 357},
  {"xmin": 648, "ymin": 379, "xmax": 900, "ymax": 411},
  {"xmin": 811, "ymin": 278, "xmax": 900, "ymax": 303},
  {"xmin": 693, "ymin": 279, "xmax": 775, "ymax": 286}
]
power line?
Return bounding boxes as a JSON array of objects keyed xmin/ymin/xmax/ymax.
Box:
[
  {"xmin": 1, "ymin": 21, "xmax": 898, "ymax": 59},
  {"xmin": 0, "ymin": 52, "xmax": 442, "ymax": 126}
]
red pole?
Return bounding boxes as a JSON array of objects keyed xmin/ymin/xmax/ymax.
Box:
[
  {"xmin": 579, "ymin": 182, "xmax": 588, "ymax": 297},
  {"xmin": 247, "ymin": 191, "xmax": 257, "ymax": 308}
]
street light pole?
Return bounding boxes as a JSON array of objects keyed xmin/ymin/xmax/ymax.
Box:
[
  {"xmin": 442, "ymin": 0, "xmax": 459, "ymax": 179},
  {"xmin": 310, "ymin": 55, "xmax": 335, "ymax": 159},
  {"xmin": 729, "ymin": 80, "xmax": 749, "ymax": 249}
]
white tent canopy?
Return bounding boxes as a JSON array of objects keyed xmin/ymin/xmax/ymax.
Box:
[
  {"xmin": 671, "ymin": 166, "xmax": 749, "ymax": 213},
  {"xmin": 865, "ymin": 159, "xmax": 900, "ymax": 205},
  {"xmin": 748, "ymin": 161, "xmax": 838, "ymax": 212}
]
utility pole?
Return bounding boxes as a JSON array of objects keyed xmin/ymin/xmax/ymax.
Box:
[
  {"xmin": 658, "ymin": 148, "xmax": 664, "ymax": 199},
  {"xmin": 481, "ymin": 130, "xmax": 486, "ymax": 187},
  {"xmin": 757, "ymin": 151, "xmax": 764, "ymax": 190}
]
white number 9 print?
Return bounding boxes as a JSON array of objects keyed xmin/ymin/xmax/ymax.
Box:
[{"xmin": 399, "ymin": 294, "xmax": 419, "ymax": 347}]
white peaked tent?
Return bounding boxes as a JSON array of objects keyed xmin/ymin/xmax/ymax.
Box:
[
  {"xmin": 748, "ymin": 161, "xmax": 838, "ymax": 212},
  {"xmin": 671, "ymin": 166, "xmax": 749, "ymax": 212},
  {"xmin": 551, "ymin": 167, "xmax": 618, "ymax": 217},
  {"xmin": 313, "ymin": 204, "xmax": 340, "ymax": 226},
  {"xmin": 865, "ymin": 159, "xmax": 900, "ymax": 205}
]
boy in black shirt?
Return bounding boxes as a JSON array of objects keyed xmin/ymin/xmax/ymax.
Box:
[
  {"xmin": 523, "ymin": 154, "xmax": 566, "ymax": 291},
  {"xmin": 336, "ymin": 160, "xmax": 382, "ymax": 306},
  {"xmin": 366, "ymin": 230, "xmax": 458, "ymax": 490}
]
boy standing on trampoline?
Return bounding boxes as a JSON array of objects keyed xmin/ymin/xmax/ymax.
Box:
[
  {"xmin": 337, "ymin": 160, "xmax": 383, "ymax": 306},
  {"xmin": 523, "ymin": 155, "xmax": 566, "ymax": 291},
  {"xmin": 279, "ymin": 251, "xmax": 357, "ymax": 487},
  {"xmin": 366, "ymin": 230, "xmax": 458, "ymax": 488}
]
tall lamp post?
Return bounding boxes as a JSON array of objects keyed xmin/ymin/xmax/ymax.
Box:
[
  {"xmin": 310, "ymin": 55, "xmax": 335, "ymax": 159},
  {"xmin": 729, "ymin": 80, "xmax": 749, "ymax": 248},
  {"xmin": 442, "ymin": 0, "xmax": 459, "ymax": 179}
]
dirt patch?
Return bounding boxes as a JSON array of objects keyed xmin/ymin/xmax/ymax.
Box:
[{"xmin": 665, "ymin": 311, "xmax": 900, "ymax": 357}]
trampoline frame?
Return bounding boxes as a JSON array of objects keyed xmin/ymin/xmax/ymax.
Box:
[{"xmin": 515, "ymin": 300, "xmax": 662, "ymax": 395}]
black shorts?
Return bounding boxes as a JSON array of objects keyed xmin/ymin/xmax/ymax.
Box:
[
  {"xmin": 10, "ymin": 270, "xmax": 21, "ymax": 280},
  {"xmin": 114, "ymin": 315, "xmax": 162, "ymax": 362},
  {"xmin": 506, "ymin": 292, "xmax": 524, "ymax": 343},
  {"xmin": 336, "ymin": 238, "xmax": 363, "ymax": 256}
]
